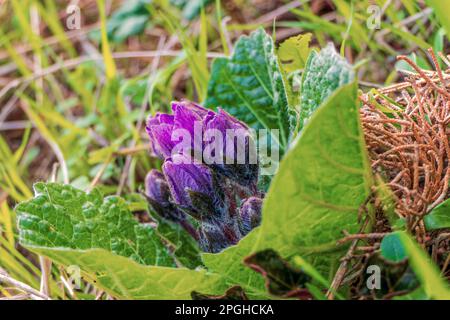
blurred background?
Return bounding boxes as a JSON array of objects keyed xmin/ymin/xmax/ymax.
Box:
[{"xmin": 0, "ymin": 0, "xmax": 449, "ymax": 298}]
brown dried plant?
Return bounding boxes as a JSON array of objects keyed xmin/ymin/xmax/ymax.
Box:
[{"xmin": 360, "ymin": 49, "xmax": 450, "ymax": 238}]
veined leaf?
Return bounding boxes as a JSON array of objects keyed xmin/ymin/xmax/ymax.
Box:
[
  {"xmin": 17, "ymin": 183, "xmax": 174, "ymax": 266},
  {"xmin": 299, "ymin": 44, "xmax": 354, "ymax": 131},
  {"xmin": 203, "ymin": 82, "xmax": 372, "ymax": 292},
  {"xmin": 278, "ymin": 33, "xmax": 312, "ymax": 73},
  {"xmin": 152, "ymin": 213, "xmax": 203, "ymax": 269},
  {"xmin": 16, "ymin": 183, "xmax": 225, "ymax": 299},
  {"xmin": 31, "ymin": 247, "xmax": 223, "ymax": 299},
  {"xmin": 205, "ymin": 28, "xmax": 290, "ymax": 148},
  {"xmin": 424, "ymin": 199, "xmax": 450, "ymax": 230}
]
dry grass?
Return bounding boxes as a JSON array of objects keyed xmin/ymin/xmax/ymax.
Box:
[{"xmin": 361, "ymin": 49, "xmax": 450, "ymax": 241}]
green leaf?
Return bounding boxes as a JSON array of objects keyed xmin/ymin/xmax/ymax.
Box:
[
  {"xmin": 111, "ymin": 14, "xmax": 149, "ymax": 43},
  {"xmin": 278, "ymin": 33, "xmax": 312, "ymax": 73},
  {"xmin": 17, "ymin": 183, "xmax": 174, "ymax": 266},
  {"xmin": 424, "ymin": 199, "xmax": 450, "ymax": 230},
  {"xmin": 16, "ymin": 183, "xmax": 225, "ymax": 299},
  {"xmin": 31, "ymin": 247, "xmax": 223, "ymax": 299},
  {"xmin": 107, "ymin": 0, "xmax": 151, "ymax": 43},
  {"xmin": 243, "ymin": 249, "xmax": 311, "ymax": 298},
  {"xmin": 385, "ymin": 232, "xmax": 450, "ymax": 300},
  {"xmin": 97, "ymin": 0, "xmax": 117, "ymax": 79},
  {"xmin": 426, "ymin": 0, "xmax": 450, "ymax": 42},
  {"xmin": 395, "ymin": 53, "xmax": 430, "ymax": 72},
  {"xmin": 171, "ymin": 0, "xmax": 214, "ymax": 20},
  {"xmin": 203, "ymin": 82, "xmax": 372, "ymax": 292},
  {"xmin": 299, "ymin": 44, "xmax": 354, "ymax": 131},
  {"xmin": 152, "ymin": 214, "xmax": 203, "ymax": 269},
  {"xmin": 205, "ymin": 28, "xmax": 290, "ymax": 148},
  {"xmin": 381, "ymin": 233, "xmax": 407, "ymax": 262}
]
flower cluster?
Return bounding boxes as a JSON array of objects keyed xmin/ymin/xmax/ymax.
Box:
[{"xmin": 145, "ymin": 101, "xmax": 262, "ymax": 253}]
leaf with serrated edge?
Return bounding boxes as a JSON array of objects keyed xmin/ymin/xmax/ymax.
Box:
[
  {"xmin": 205, "ymin": 28, "xmax": 290, "ymax": 148},
  {"xmin": 17, "ymin": 182, "xmax": 174, "ymax": 266},
  {"xmin": 299, "ymin": 44, "xmax": 354, "ymax": 131},
  {"xmin": 203, "ymin": 82, "xmax": 372, "ymax": 294},
  {"xmin": 16, "ymin": 183, "xmax": 225, "ymax": 299},
  {"xmin": 32, "ymin": 247, "xmax": 224, "ymax": 299}
]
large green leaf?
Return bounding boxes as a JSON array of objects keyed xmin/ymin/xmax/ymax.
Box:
[
  {"xmin": 31, "ymin": 247, "xmax": 222, "ymax": 299},
  {"xmin": 424, "ymin": 199, "xmax": 450, "ymax": 230},
  {"xmin": 299, "ymin": 44, "xmax": 354, "ymax": 131},
  {"xmin": 205, "ymin": 28, "xmax": 290, "ymax": 148},
  {"xmin": 203, "ymin": 82, "xmax": 372, "ymax": 294},
  {"xmin": 17, "ymin": 183, "xmax": 174, "ymax": 266},
  {"xmin": 16, "ymin": 183, "xmax": 225, "ymax": 299}
]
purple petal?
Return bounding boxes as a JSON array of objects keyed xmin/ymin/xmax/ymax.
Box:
[
  {"xmin": 146, "ymin": 113, "xmax": 176, "ymax": 159},
  {"xmin": 145, "ymin": 169, "xmax": 169, "ymax": 204},
  {"xmin": 162, "ymin": 154, "xmax": 213, "ymax": 207},
  {"xmin": 172, "ymin": 101, "xmax": 207, "ymax": 138},
  {"xmin": 240, "ymin": 197, "xmax": 262, "ymax": 234}
]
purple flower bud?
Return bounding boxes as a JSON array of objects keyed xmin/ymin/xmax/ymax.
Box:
[
  {"xmin": 199, "ymin": 223, "xmax": 239, "ymax": 253},
  {"xmin": 146, "ymin": 101, "xmax": 207, "ymax": 159},
  {"xmin": 172, "ymin": 101, "xmax": 208, "ymax": 138},
  {"xmin": 145, "ymin": 169, "xmax": 184, "ymax": 222},
  {"xmin": 239, "ymin": 197, "xmax": 262, "ymax": 235},
  {"xmin": 162, "ymin": 154, "xmax": 224, "ymax": 219},
  {"xmin": 144, "ymin": 101, "xmax": 264, "ymax": 253},
  {"xmin": 145, "ymin": 169, "xmax": 199, "ymax": 239},
  {"xmin": 203, "ymin": 108, "xmax": 258, "ymax": 187},
  {"xmin": 146, "ymin": 113, "xmax": 175, "ymax": 159}
]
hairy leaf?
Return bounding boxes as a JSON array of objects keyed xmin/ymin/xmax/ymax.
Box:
[
  {"xmin": 299, "ymin": 44, "xmax": 354, "ymax": 131},
  {"xmin": 16, "ymin": 183, "xmax": 225, "ymax": 299},
  {"xmin": 17, "ymin": 183, "xmax": 174, "ymax": 266},
  {"xmin": 31, "ymin": 247, "xmax": 223, "ymax": 299},
  {"xmin": 152, "ymin": 213, "xmax": 203, "ymax": 269},
  {"xmin": 203, "ymin": 82, "xmax": 372, "ymax": 292},
  {"xmin": 205, "ymin": 28, "xmax": 290, "ymax": 148}
]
